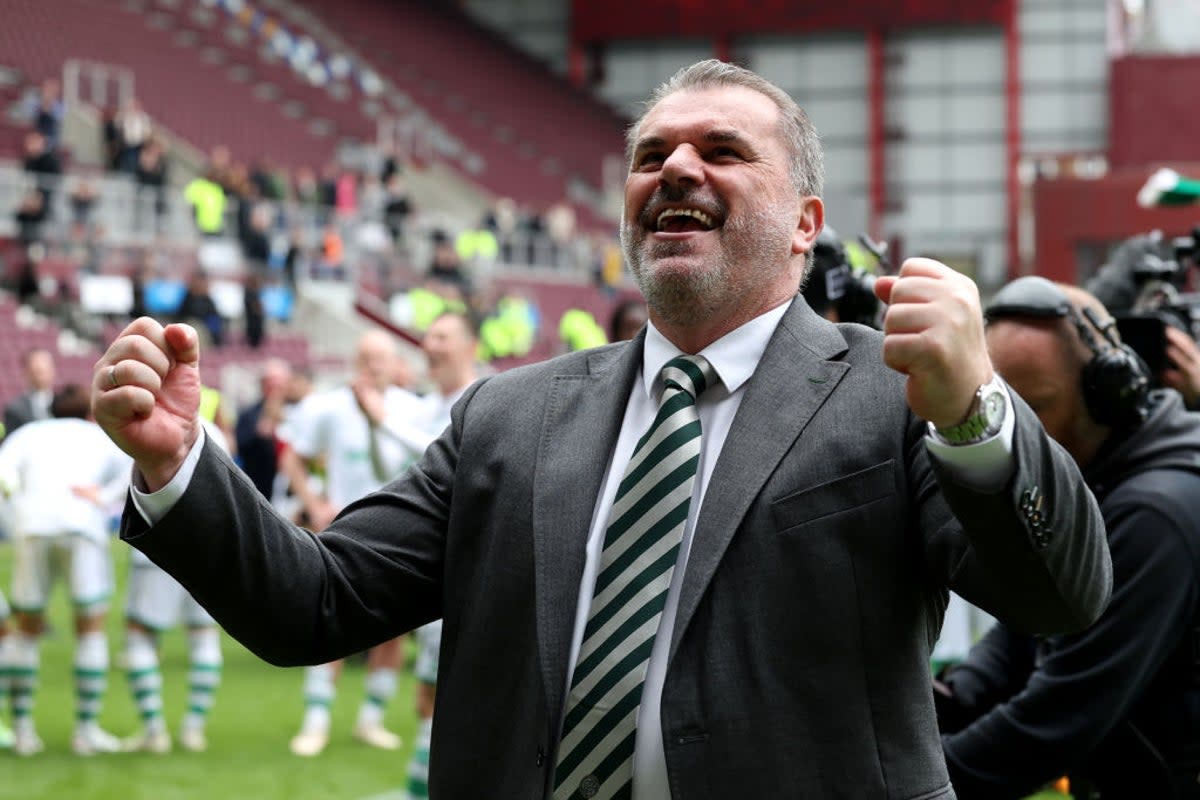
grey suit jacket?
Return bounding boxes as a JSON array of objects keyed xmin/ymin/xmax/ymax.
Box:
[{"xmin": 124, "ymin": 298, "xmax": 1111, "ymax": 799}]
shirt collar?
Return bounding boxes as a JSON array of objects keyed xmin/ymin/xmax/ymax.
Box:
[{"xmin": 640, "ymin": 298, "xmax": 793, "ymax": 400}]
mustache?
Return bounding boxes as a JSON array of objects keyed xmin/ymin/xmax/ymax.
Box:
[{"xmin": 637, "ymin": 185, "xmax": 725, "ymax": 229}]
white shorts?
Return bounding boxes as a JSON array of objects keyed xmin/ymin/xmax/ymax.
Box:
[
  {"xmin": 414, "ymin": 620, "xmax": 443, "ymax": 685},
  {"xmin": 125, "ymin": 550, "xmax": 214, "ymax": 631},
  {"xmin": 0, "ymin": 588, "xmax": 9, "ymax": 623},
  {"xmin": 11, "ymin": 534, "xmax": 112, "ymax": 615}
]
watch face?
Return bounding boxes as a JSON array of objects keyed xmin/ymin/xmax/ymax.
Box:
[{"xmin": 982, "ymin": 390, "xmax": 1006, "ymax": 421}]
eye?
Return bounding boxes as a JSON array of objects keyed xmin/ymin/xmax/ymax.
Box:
[
  {"xmin": 635, "ymin": 151, "xmax": 664, "ymax": 170},
  {"xmin": 711, "ymin": 146, "xmax": 742, "ymax": 160}
]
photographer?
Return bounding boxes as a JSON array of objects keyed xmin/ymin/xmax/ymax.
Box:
[
  {"xmin": 939, "ymin": 277, "xmax": 1200, "ymax": 798},
  {"xmin": 800, "ymin": 226, "xmax": 880, "ymax": 327},
  {"xmin": 1088, "ymin": 231, "xmax": 1200, "ymax": 410}
]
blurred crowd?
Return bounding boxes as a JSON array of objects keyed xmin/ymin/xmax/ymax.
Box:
[{"xmin": 4, "ymin": 78, "xmax": 630, "ymax": 366}]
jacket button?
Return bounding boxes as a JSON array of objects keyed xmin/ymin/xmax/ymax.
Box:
[
  {"xmin": 579, "ymin": 774, "xmax": 600, "ymax": 798},
  {"xmin": 535, "ymin": 747, "xmax": 544, "ymax": 767}
]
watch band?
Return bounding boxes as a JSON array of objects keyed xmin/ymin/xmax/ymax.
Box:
[{"xmin": 931, "ymin": 376, "xmax": 1008, "ymax": 446}]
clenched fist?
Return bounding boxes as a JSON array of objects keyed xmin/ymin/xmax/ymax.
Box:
[
  {"xmin": 873, "ymin": 258, "xmax": 994, "ymax": 429},
  {"xmin": 92, "ymin": 317, "xmax": 203, "ymax": 492}
]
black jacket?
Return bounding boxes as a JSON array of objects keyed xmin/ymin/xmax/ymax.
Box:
[{"xmin": 942, "ymin": 390, "xmax": 1200, "ymax": 798}]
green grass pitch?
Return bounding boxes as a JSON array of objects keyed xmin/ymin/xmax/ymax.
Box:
[{"xmin": 0, "ymin": 538, "xmax": 421, "ymax": 800}]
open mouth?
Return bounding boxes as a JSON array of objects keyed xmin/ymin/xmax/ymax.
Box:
[{"xmin": 654, "ymin": 206, "xmax": 719, "ymax": 234}]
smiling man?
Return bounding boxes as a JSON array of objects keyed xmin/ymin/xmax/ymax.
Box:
[{"xmin": 90, "ymin": 61, "xmax": 1108, "ymax": 799}]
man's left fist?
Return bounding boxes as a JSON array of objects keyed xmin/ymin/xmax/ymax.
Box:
[{"xmin": 873, "ymin": 258, "xmax": 994, "ymax": 429}]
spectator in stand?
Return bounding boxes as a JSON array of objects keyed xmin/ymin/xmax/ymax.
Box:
[
  {"xmin": 358, "ymin": 173, "xmax": 385, "ymax": 224},
  {"xmin": 128, "ymin": 261, "xmax": 150, "ymax": 321},
  {"xmin": 518, "ymin": 205, "xmax": 546, "ymax": 265},
  {"xmin": 243, "ymin": 271, "xmax": 267, "ymax": 349},
  {"xmin": 454, "ymin": 218, "xmax": 499, "ymax": 276},
  {"xmin": 184, "ymin": 169, "xmax": 227, "ymax": 237},
  {"xmin": 23, "ymin": 130, "xmax": 61, "ymax": 211},
  {"xmin": 293, "ymin": 167, "xmax": 321, "ymax": 215},
  {"xmin": 428, "ymin": 230, "xmax": 470, "ymax": 296},
  {"xmin": 14, "ymin": 189, "xmax": 47, "ymax": 248},
  {"xmin": 314, "ymin": 224, "xmax": 345, "ymax": 280},
  {"xmin": 545, "ymin": 202, "xmax": 577, "ymax": 269},
  {"xmin": 486, "ymin": 197, "xmax": 519, "ymax": 263},
  {"xmin": 4, "ymin": 348, "xmax": 55, "ymax": 435},
  {"xmin": 250, "ymin": 158, "xmax": 285, "ymax": 203},
  {"xmin": 101, "ymin": 108, "xmax": 121, "ymax": 171},
  {"xmin": 559, "ymin": 308, "xmax": 607, "ymax": 352},
  {"xmin": 380, "ymin": 147, "xmax": 402, "ymax": 185},
  {"xmin": 594, "ymin": 233, "xmax": 626, "ymax": 295},
  {"xmin": 177, "ymin": 271, "xmax": 224, "ymax": 348},
  {"xmin": 334, "ymin": 169, "xmax": 357, "ymax": 219},
  {"xmin": 135, "ymin": 139, "xmax": 168, "ymax": 233},
  {"xmin": 13, "ymin": 246, "xmax": 39, "ymax": 307},
  {"xmin": 225, "ymin": 162, "xmax": 260, "ymax": 242},
  {"xmin": 382, "ymin": 171, "xmax": 412, "ymax": 247},
  {"xmin": 68, "ymin": 174, "xmax": 100, "ymax": 236},
  {"xmin": 281, "ymin": 226, "xmax": 305, "ymax": 289},
  {"xmin": 115, "ymin": 97, "xmax": 152, "ymax": 174},
  {"xmin": 318, "ymin": 163, "xmax": 338, "ymax": 224},
  {"xmin": 207, "ymin": 146, "xmax": 233, "ymax": 187},
  {"xmin": 24, "ymin": 79, "xmax": 64, "ymax": 150},
  {"xmin": 239, "ymin": 203, "xmax": 273, "ymax": 271}
]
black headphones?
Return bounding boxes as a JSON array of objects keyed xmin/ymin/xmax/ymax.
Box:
[{"xmin": 984, "ymin": 277, "xmax": 1151, "ymax": 428}]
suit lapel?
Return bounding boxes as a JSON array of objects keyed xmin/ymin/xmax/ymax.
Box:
[
  {"xmin": 532, "ymin": 338, "xmax": 643, "ymax": 726},
  {"xmin": 669, "ymin": 299, "xmax": 851, "ymax": 663}
]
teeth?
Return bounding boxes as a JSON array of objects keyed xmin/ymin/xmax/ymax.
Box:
[{"xmin": 656, "ymin": 207, "xmax": 714, "ymax": 231}]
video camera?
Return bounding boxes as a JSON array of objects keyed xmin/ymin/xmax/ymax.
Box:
[
  {"xmin": 1086, "ymin": 227, "xmax": 1200, "ymax": 375},
  {"xmin": 802, "ymin": 226, "xmax": 882, "ymax": 329}
]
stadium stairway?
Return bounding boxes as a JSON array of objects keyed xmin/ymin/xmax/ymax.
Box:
[
  {"xmin": 291, "ymin": 0, "xmax": 627, "ymax": 227},
  {"xmin": 1, "ymin": 0, "xmax": 356, "ymax": 168}
]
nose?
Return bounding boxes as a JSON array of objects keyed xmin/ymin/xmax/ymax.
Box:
[{"xmin": 660, "ymin": 144, "xmax": 704, "ymax": 188}]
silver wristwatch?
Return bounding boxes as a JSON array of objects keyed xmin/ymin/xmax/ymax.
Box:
[{"xmin": 931, "ymin": 376, "xmax": 1008, "ymax": 446}]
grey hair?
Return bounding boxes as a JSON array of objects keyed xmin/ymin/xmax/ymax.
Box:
[{"xmin": 626, "ymin": 59, "xmax": 825, "ymax": 198}]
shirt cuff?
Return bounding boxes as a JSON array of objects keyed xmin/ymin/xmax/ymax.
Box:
[
  {"xmin": 924, "ymin": 384, "xmax": 1016, "ymax": 494},
  {"xmin": 129, "ymin": 428, "xmax": 207, "ymax": 526}
]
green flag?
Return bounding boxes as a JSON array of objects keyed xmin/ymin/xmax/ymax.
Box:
[{"xmin": 1137, "ymin": 168, "xmax": 1200, "ymax": 207}]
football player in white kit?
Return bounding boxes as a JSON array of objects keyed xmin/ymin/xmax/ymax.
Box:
[
  {"xmin": 0, "ymin": 384, "xmax": 130, "ymax": 756},
  {"xmin": 282, "ymin": 329, "xmax": 429, "ymax": 757},
  {"xmin": 0, "ymin": 588, "xmax": 13, "ymax": 749},
  {"xmin": 392, "ymin": 311, "xmax": 481, "ymax": 800},
  {"xmin": 120, "ymin": 420, "xmax": 230, "ymax": 754}
]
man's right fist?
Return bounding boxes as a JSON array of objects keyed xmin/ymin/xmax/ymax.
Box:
[{"xmin": 93, "ymin": 317, "xmax": 203, "ymax": 492}]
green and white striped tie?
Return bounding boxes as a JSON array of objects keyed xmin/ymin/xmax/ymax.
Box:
[{"xmin": 555, "ymin": 354, "xmax": 717, "ymax": 800}]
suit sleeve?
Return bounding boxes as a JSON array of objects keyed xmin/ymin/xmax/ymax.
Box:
[
  {"xmin": 919, "ymin": 394, "xmax": 1111, "ymax": 635},
  {"xmin": 120, "ymin": 380, "xmax": 486, "ymax": 667},
  {"xmin": 942, "ymin": 499, "xmax": 1198, "ymax": 799}
]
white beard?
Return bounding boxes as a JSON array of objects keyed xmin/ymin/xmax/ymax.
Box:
[{"xmin": 622, "ymin": 197, "xmax": 796, "ymax": 327}]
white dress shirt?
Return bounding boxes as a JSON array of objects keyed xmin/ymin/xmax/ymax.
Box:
[{"xmin": 564, "ymin": 299, "xmax": 1015, "ymax": 799}]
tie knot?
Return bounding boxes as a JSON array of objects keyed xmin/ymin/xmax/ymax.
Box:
[{"xmin": 661, "ymin": 355, "xmax": 717, "ymax": 401}]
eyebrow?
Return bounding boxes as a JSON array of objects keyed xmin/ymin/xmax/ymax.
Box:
[{"xmin": 631, "ymin": 129, "xmax": 753, "ymax": 157}]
